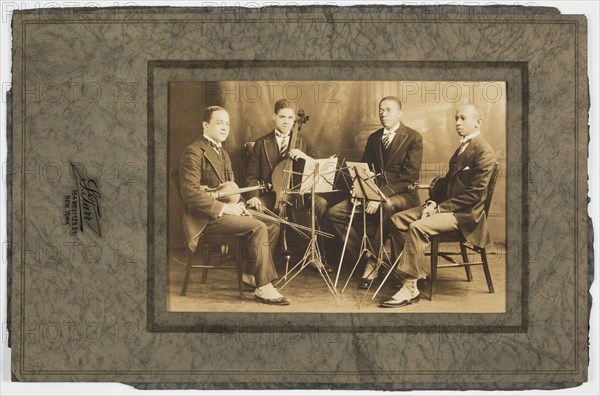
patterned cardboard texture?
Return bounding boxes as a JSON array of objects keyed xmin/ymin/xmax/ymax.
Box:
[{"xmin": 9, "ymin": 5, "xmax": 589, "ymax": 389}]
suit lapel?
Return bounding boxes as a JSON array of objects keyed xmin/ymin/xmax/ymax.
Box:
[
  {"xmin": 448, "ymin": 137, "xmax": 477, "ymax": 179},
  {"xmin": 223, "ymin": 150, "xmax": 234, "ymax": 182},
  {"xmin": 263, "ymin": 130, "xmax": 277, "ymax": 171},
  {"xmin": 200, "ymin": 138, "xmax": 225, "ymax": 183},
  {"xmin": 456, "ymin": 137, "xmax": 477, "ymax": 169},
  {"xmin": 385, "ymin": 125, "xmax": 409, "ymax": 169},
  {"xmin": 374, "ymin": 128, "xmax": 385, "ymax": 171}
]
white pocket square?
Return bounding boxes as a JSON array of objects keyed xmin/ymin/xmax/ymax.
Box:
[{"xmin": 462, "ymin": 166, "xmax": 471, "ymax": 170}]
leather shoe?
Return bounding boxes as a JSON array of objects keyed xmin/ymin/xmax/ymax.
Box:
[
  {"xmin": 379, "ymin": 294, "xmax": 420, "ymax": 308},
  {"xmin": 254, "ymin": 295, "xmax": 292, "ymax": 306},
  {"xmin": 395, "ymin": 277, "xmax": 429, "ymax": 290},
  {"xmin": 324, "ymin": 265, "xmax": 335, "ymax": 275},
  {"xmin": 242, "ymin": 282, "xmax": 255, "ymax": 291},
  {"xmin": 310, "ymin": 264, "xmax": 335, "ymax": 275},
  {"xmin": 417, "ymin": 276, "xmax": 430, "ymax": 289},
  {"xmin": 358, "ymin": 278, "xmax": 372, "ymax": 289}
]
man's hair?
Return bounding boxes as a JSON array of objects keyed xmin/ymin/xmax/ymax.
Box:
[
  {"xmin": 379, "ymin": 96, "xmax": 402, "ymax": 110},
  {"xmin": 203, "ymin": 105, "xmax": 226, "ymax": 123},
  {"xmin": 459, "ymin": 103, "xmax": 483, "ymax": 120},
  {"xmin": 274, "ymin": 99, "xmax": 296, "ymax": 114}
]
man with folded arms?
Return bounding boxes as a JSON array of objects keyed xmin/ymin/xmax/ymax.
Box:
[{"xmin": 380, "ymin": 104, "xmax": 496, "ymax": 307}]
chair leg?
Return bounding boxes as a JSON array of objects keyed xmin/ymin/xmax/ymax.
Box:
[
  {"xmin": 480, "ymin": 248, "xmax": 495, "ymax": 293},
  {"xmin": 460, "ymin": 243, "xmax": 473, "ymax": 282},
  {"xmin": 181, "ymin": 251, "xmax": 193, "ymax": 296},
  {"xmin": 236, "ymin": 262, "xmax": 245, "ymax": 301},
  {"xmin": 200, "ymin": 268, "xmax": 209, "ymax": 284},
  {"xmin": 231, "ymin": 240, "xmax": 245, "ymax": 300},
  {"xmin": 429, "ymin": 237, "xmax": 438, "ymax": 301},
  {"xmin": 181, "ymin": 263, "xmax": 192, "ymax": 296}
]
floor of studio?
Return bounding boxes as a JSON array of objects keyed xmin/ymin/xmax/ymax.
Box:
[{"xmin": 167, "ymin": 243, "xmax": 506, "ymax": 313}]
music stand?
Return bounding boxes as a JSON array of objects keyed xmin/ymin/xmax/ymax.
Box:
[
  {"xmin": 335, "ymin": 163, "xmax": 377, "ymax": 290},
  {"xmin": 275, "ymin": 160, "xmax": 340, "ymax": 304},
  {"xmin": 370, "ymin": 252, "xmax": 403, "ymax": 301},
  {"xmin": 337, "ymin": 163, "xmax": 392, "ymax": 300},
  {"xmin": 351, "ymin": 169, "xmax": 400, "ymax": 307}
]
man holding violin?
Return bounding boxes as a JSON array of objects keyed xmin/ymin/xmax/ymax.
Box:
[
  {"xmin": 379, "ymin": 104, "xmax": 496, "ymax": 308},
  {"xmin": 179, "ymin": 105, "xmax": 291, "ymax": 306},
  {"xmin": 327, "ymin": 96, "xmax": 423, "ymax": 289}
]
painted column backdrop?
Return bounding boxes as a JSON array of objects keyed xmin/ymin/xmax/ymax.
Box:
[{"xmin": 168, "ymin": 81, "xmax": 507, "ymax": 249}]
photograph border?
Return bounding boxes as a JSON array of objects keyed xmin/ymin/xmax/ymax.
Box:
[
  {"xmin": 148, "ymin": 60, "xmax": 524, "ymax": 333},
  {"xmin": 7, "ymin": 6, "xmax": 590, "ymax": 386}
]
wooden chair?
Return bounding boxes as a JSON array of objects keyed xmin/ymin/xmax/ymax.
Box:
[
  {"xmin": 170, "ymin": 168, "xmax": 248, "ymax": 300},
  {"xmin": 424, "ymin": 162, "xmax": 500, "ymax": 300}
]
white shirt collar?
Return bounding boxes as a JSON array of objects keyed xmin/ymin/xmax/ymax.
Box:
[
  {"xmin": 384, "ymin": 123, "xmax": 400, "ymax": 135},
  {"xmin": 459, "ymin": 130, "xmax": 480, "ymax": 143},
  {"xmin": 203, "ymin": 134, "xmax": 222, "ymax": 148},
  {"xmin": 275, "ymin": 129, "xmax": 290, "ymax": 139}
]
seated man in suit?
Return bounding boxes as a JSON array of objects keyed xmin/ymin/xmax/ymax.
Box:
[
  {"xmin": 327, "ymin": 96, "xmax": 423, "ymax": 289},
  {"xmin": 245, "ymin": 98, "xmax": 331, "ymax": 271},
  {"xmin": 179, "ymin": 105, "xmax": 291, "ymax": 305},
  {"xmin": 380, "ymin": 104, "xmax": 496, "ymax": 308}
]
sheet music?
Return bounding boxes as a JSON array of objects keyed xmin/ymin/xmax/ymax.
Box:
[
  {"xmin": 299, "ymin": 157, "xmax": 338, "ymax": 193},
  {"xmin": 346, "ymin": 161, "xmax": 388, "ymax": 202}
]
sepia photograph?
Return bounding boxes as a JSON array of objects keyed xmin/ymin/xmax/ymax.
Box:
[
  {"xmin": 4, "ymin": 2, "xmax": 594, "ymax": 390},
  {"xmin": 166, "ymin": 80, "xmax": 507, "ymax": 313}
]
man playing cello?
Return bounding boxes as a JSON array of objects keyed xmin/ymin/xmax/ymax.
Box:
[{"xmin": 245, "ymin": 99, "xmax": 332, "ymax": 273}]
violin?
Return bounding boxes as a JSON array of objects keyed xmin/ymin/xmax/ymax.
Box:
[
  {"xmin": 203, "ymin": 182, "xmax": 333, "ymax": 239},
  {"xmin": 270, "ymin": 109, "xmax": 310, "ymax": 213},
  {"xmin": 203, "ymin": 181, "xmax": 268, "ymax": 204}
]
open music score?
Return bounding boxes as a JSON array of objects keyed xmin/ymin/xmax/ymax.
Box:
[
  {"xmin": 298, "ymin": 157, "xmax": 338, "ymax": 194},
  {"xmin": 346, "ymin": 161, "xmax": 390, "ymax": 204},
  {"xmin": 277, "ymin": 160, "xmax": 341, "ymax": 304}
]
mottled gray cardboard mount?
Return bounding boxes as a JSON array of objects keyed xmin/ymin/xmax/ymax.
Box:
[{"xmin": 9, "ymin": 5, "xmax": 590, "ymax": 390}]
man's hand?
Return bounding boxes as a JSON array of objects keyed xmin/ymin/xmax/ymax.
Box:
[
  {"xmin": 222, "ymin": 202, "xmax": 248, "ymax": 216},
  {"xmin": 421, "ymin": 201, "xmax": 438, "ymax": 219},
  {"xmin": 288, "ymin": 148, "xmax": 309, "ymax": 161},
  {"xmin": 365, "ymin": 200, "xmax": 380, "ymax": 214},
  {"xmin": 247, "ymin": 197, "xmax": 263, "ymax": 210}
]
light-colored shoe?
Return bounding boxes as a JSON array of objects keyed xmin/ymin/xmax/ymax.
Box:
[
  {"xmin": 379, "ymin": 279, "xmax": 420, "ymax": 308},
  {"xmin": 254, "ymin": 283, "xmax": 291, "ymax": 306}
]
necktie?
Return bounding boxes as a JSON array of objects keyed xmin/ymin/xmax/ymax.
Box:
[
  {"xmin": 210, "ymin": 142, "xmax": 222, "ymax": 155},
  {"xmin": 279, "ymin": 135, "xmax": 288, "ymax": 156},
  {"xmin": 382, "ymin": 133, "xmax": 393, "ymax": 149},
  {"xmin": 458, "ymin": 141, "xmax": 469, "ymax": 155}
]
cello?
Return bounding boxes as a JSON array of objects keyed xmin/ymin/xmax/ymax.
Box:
[
  {"xmin": 268, "ymin": 109, "xmax": 310, "ymax": 275},
  {"xmin": 270, "ymin": 109, "xmax": 310, "ymax": 214}
]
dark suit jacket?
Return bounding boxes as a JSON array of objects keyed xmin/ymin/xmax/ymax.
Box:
[
  {"xmin": 362, "ymin": 123, "xmax": 423, "ymax": 198},
  {"xmin": 437, "ymin": 135, "xmax": 497, "ymax": 247},
  {"xmin": 178, "ymin": 137, "xmax": 236, "ymax": 251},
  {"xmin": 245, "ymin": 130, "xmax": 316, "ymax": 199}
]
